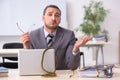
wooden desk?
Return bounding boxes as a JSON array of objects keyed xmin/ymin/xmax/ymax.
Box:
[
  {"xmin": 0, "ymin": 68, "xmax": 120, "ymax": 80},
  {"xmin": 82, "ymin": 41, "xmax": 111, "ymax": 66}
]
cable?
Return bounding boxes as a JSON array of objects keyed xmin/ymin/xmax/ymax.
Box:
[{"xmin": 41, "ymin": 48, "xmax": 56, "ymax": 77}]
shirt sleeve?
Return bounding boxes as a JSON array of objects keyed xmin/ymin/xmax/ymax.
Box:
[{"xmin": 72, "ymin": 50, "xmax": 80, "ymax": 56}]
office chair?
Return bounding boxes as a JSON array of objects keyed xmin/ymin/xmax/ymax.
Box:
[
  {"xmin": 79, "ymin": 52, "xmax": 85, "ymax": 69},
  {"xmin": 2, "ymin": 43, "xmax": 23, "ymax": 68}
]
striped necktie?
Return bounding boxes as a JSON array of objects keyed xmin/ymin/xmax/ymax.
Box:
[{"xmin": 47, "ymin": 34, "xmax": 54, "ymax": 47}]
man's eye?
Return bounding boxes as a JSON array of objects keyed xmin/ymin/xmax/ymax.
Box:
[
  {"xmin": 48, "ymin": 13, "xmax": 52, "ymax": 16},
  {"xmin": 55, "ymin": 14, "xmax": 60, "ymax": 17},
  {"xmin": 47, "ymin": 13, "xmax": 60, "ymax": 17}
]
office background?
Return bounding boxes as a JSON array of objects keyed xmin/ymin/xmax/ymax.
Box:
[
  {"xmin": 0, "ymin": 0, "xmax": 67, "ymax": 35},
  {"xmin": 0, "ymin": 0, "xmax": 120, "ymax": 65}
]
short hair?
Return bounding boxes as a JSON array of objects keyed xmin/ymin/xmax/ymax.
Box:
[{"xmin": 43, "ymin": 5, "xmax": 61, "ymax": 15}]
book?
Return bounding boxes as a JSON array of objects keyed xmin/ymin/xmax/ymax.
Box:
[
  {"xmin": 0, "ymin": 66, "xmax": 8, "ymax": 73},
  {"xmin": 94, "ymin": 35, "xmax": 108, "ymax": 42},
  {"xmin": 79, "ymin": 66, "xmax": 105, "ymax": 77},
  {"xmin": 0, "ymin": 67, "xmax": 8, "ymax": 77},
  {"xmin": 0, "ymin": 73, "xmax": 8, "ymax": 77}
]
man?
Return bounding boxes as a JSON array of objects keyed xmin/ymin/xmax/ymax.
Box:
[{"xmin": 21, "ymin": 5, "xmax": 91, "ymax": 70}]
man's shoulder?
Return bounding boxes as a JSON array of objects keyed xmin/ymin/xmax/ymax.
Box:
[{"xmin": 58, "ymin": 26, "xmax": 73, "ymax": 33}]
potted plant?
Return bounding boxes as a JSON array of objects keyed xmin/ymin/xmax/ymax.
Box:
[{"xmin": 76, "ymin": 0, "xmax": 109, "ymax": 39}]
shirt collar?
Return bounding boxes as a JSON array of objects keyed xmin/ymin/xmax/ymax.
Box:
[{"xmin": 44, "ymin": 28, "xmax": 56, "ymax": 38}]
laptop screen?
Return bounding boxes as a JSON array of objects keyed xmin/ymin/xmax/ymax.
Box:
[{"xmin": 18, "ymin": 49, "xmax": 55, "ymax": 76}]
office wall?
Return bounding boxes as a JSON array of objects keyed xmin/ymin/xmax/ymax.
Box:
[
  {"xmin": 0, "ymin": 0, "xmax": 66, "ymax": 35},
  {"xmin": 66, "ymin": 0, "xmax": 120, "ymax": 64},
  {"xmin": 0, "ymin": 0, "xmax": 120, "ymax": 65},
  {"xmin": 0, "ymin": 36, "xmax": 21, "ymax": 48}
]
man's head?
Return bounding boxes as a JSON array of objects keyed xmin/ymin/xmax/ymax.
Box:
[
  {"xmin": 42, "ymin": 5, "xmax": 61, "ymax": 33},
  {"xmin": 43, "ymin": 5, "xmax": 61, "ymax": 16}
]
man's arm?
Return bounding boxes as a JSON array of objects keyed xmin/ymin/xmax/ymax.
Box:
[
  {"xmin": 65, "ymin": 32, "xmax": 91, "ymax": 70},
  {"xmin": 65, "ymin": 32, "xmax": 80, "ymax": 70}
]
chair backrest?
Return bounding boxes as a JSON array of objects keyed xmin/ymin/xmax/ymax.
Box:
[
  {"xmin": 3, "ymin": 43, "xmax": 23, "ymax": 49},
  {"xmin": 2, "ymin": 42, "xmax": 23, "ymax": 68},
  {"xmin": 2, "ymin": 43, "xmax": 23, "ymax": 61}
]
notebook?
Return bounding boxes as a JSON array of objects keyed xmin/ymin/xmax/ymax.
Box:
[{"xmin": 18, "ymin": 49, "xmax": 55, "ymax": 76}]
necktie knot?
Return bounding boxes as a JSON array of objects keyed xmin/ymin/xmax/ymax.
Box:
[
  {"xmin": 47, "ymin": 34, "xmax": 54, "ymax": 47},
  {"xmin": 47, "ymin": 34, "xmax": 54, "ymax": 39}
]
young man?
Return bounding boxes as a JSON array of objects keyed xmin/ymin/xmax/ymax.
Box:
[{"xmin": 21, "ymin": 5, "xmax": 91, "ymax": 70}]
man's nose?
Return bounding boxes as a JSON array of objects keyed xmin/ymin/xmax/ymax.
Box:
[{"xmin": 52, "ymin": 15, "xmax": 55, "ymax": 20}]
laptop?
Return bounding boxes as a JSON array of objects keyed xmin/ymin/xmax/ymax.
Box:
[{"xmin": 18, "ymin": 49, "xmax": 55, "ymax": 76}]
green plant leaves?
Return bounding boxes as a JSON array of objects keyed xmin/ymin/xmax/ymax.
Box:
[{"xmin": 79, "ymin": 0, "xmax": 109, "ymax": 36}]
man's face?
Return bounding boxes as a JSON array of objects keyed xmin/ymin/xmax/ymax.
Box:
[{"xmin": 42, "ymin": 7, "xmax": 61, "ymax": 30}]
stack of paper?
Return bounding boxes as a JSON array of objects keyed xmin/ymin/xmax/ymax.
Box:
[
  {"xmin": 0, "ymin": 66, "xmax": 8, "ymax": 77},
  {"xmin": 94, "ymin": 35, "xmax": 107, "ymax": 42},
  {"xmin": 79, "ymin": 67, "xmax": 105, "ymax": 77},
  {"xmin": 79, "ymin": 65, "xmax": 113, "ymax": 78}
]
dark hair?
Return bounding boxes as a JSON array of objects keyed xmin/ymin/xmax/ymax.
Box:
[{"xmin": 43, "ymin": 5, "xmax": 61, "ymax": 15}]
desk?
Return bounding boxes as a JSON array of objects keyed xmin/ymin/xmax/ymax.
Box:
[
  {"xmin": 0, "ymin": 68, "xmax": 120, "ymax": 80},
  {"xmin": 82, "ymin": 41, "xmax": 111, "ymax": 66},
  {"xmin": 0, "ymin": 41, "xmax": 111, "ymax": 65},
  {"xmin": 0, "ymin": 49, "xmax": 20, "ymax": 57}
]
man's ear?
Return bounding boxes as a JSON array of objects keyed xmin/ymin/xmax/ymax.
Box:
[{"xmin": 42, "ymin": 16, "xmax": 44, "ymax": 22}]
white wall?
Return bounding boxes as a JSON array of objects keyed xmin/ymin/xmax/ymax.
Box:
[
  {"xmin": 66, "ymin": 0, "xmax": 120, "ymax": 65},
  {"xmin": 0, "ymin": 0, "xmax": 120, "ymax": 65},
  {"xmin": 0, "ymin": 36, "xmax": 21, "ymax": 48},
  {"xmin": 0, "ymin": 0, "xmax": 66, "ymax": 35}
]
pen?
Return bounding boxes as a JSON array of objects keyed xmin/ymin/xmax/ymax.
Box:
[{"xmin": 16, "ymin": 22, "xmax": 24, "ymax": 33}]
